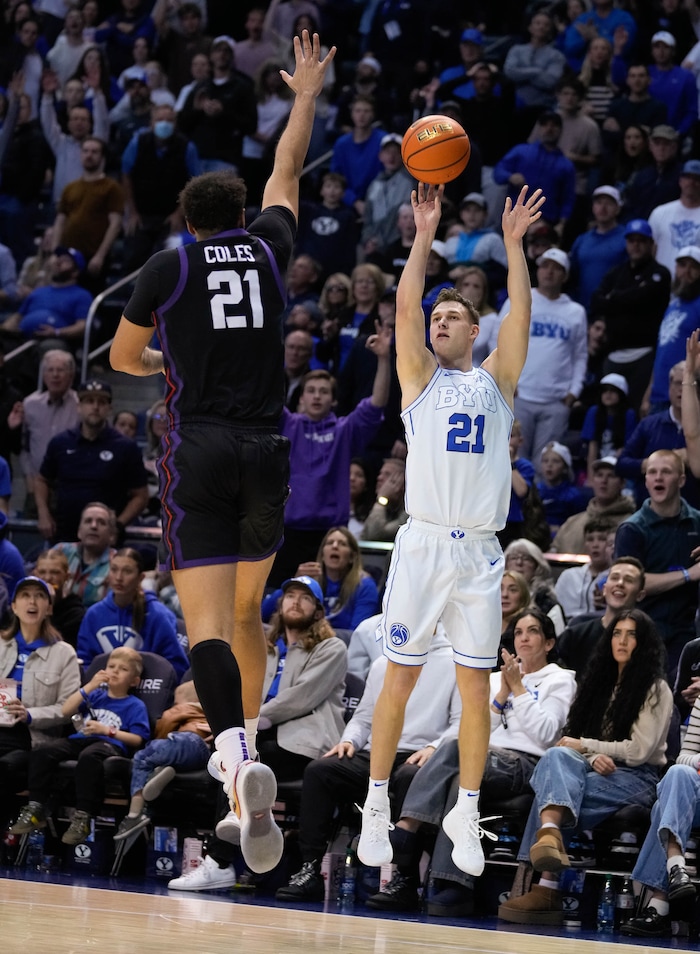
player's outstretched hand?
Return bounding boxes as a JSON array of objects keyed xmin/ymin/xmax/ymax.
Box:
[
  {"xmin": 411, "ymin": 182, "xmax": 444, "ymax": 235},
  {"xmin": 502, "ymin": 186, "xmax": 545, "ymax": 244},
  {"xmin": 280, "ymin": 29, "xmax": 336, "ymax": 98}
]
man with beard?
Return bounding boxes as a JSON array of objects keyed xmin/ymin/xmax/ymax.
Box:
[
  {"xmin": 51, "ymin": 137, "xmax": 124, "ymax": 294},
  {"xmin": 644, "ymin": 247, "xmax": 700, "ymax": 415},
  {"xmin": 0, "ymin": 248, "xmax": 92, "ymax": 343},
  {"xmin": 168, "ymin": 575, "xmax": 348, "ymax": 892}
]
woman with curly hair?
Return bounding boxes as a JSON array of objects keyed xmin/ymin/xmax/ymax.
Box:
[{"xmin": 499, "ymin": 608, "xmax": 673, "ymax": 924}]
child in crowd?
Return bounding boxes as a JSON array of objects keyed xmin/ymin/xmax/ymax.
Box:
[
  {"xmin": 114, "ymin": 679, "xmax": 211, "ymax": 840},
  {"xmin": 554, "ymin": 517, "xmax": 612, "ymax": 620},
  {"xmin": 536, "ymin": 441, "xmax": 586, "ymax": 538},
  {"xmin": 580, "ymin": 372, "xmax": 636, "ymax": 484},
  {"xmin": 10, "ymin": 646, "xmax": 150, "ymax": 845}
]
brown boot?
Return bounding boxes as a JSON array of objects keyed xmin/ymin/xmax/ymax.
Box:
[
  {"xmin": 529, "ymin": 825, "xmax": 570, "ymax": 872},
  {"xmin": 498, "ymin": 884, "xmax": 563, "ymax": 925}
]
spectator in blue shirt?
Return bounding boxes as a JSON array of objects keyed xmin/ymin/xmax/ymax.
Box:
[
  {"xmin": 330, "ymin": 95, "xmax": 385, "ymax": 216},
  {"xmin": 0, "ymin": 247, "xmax": 92, "ymax": 343},
  {"xmin": 649, "ymin": 31, "xmax": 698, "ymax": 136},
  {"xmin": 568, "ymin": 185, "xmax": 628, "ymax": 310},
  {"xmin": 494, "ymin": 112, "xmax": 576, "ymax": 237},
  {"xmin": 561, "ymin": 0, "xmax": 637, "ymax": 72}
]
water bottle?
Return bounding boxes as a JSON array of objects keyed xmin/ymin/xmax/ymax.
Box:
[
  {"xmin": 614, "ymin": 875, "xmax": 635, "ymax": 930},
  {"xmin": 26, "ymin": 830, "xmax": 45, "ymax": 870},
  {"xmin": 597, "ymin": 874, "xmax": 615, "ymax": 933},
  {"xmin": 71, "ymin": 713, "xmax": 84, "ymax": 733},
  {"xmin": 338, "ymin": 847, "xmax": 357, "ymax": 908}
]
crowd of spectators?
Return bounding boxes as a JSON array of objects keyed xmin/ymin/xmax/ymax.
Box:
[{"xmin": 3, "ymin": 0, "xmax": 700, "ymax": 938}]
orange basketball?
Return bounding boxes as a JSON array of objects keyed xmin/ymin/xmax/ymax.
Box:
[{"xmin": 401, "ymin": 114, "xmax": 471, "ymax": 184}]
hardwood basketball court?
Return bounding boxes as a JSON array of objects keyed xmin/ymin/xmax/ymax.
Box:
[{"xmin": 1, "ymin": 875, "xmax": 677, "ymax": 954}]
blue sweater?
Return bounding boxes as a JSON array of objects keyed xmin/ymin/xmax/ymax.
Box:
[
  {"xmin": 649, "ymin": 66, "xmax": 698, "ymax": 136},
  {"xmin": 568, "ymin": 226, "xmax": 628, "ymax": 310},
  {"xmin": 494, "ymin": 143, "xmax": 576, "ymax": 224},
  {"xmin": 77, "ymin": 590, "xmax": 188, "ymax": 678}
]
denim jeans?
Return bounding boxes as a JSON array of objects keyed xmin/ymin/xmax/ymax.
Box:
[
  {"xmin": 131, "ymin": 732, "xmax": 210, "ymax": 797},
  {"xmin": 632, "ymin": 763, "xmax": 700, "ymax": 893},
  {"xmin": 516, "ymin": 746, "xmax": 659, "ymax": 862},
  {"xmin": 401, "ymin": 738, "xmax": 538, "ymax": 886}
]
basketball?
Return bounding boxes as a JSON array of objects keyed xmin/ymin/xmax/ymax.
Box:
[{"xmin": 401, "ymin": 115, "xmax": 471, "ymax": 184}]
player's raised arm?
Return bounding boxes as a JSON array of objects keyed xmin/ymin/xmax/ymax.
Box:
[
  {"xmin": 261, "ymin": 30, "xmax": 336, "ymax": 219},
  {"xmin": 395, "ymin": 183, "xmax": 443, "ymax": 404},
  {"xmin": 482, "ymin": 186, "xmax": 545, "ymax": 402}
]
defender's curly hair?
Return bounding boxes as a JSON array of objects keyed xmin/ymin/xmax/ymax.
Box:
[
  {"xmin": 179, "ymin": 172, "xmax": 247, "ymax": 235},
  {"xmin": 565, "ymin": 608, "xmax": 665, "ymax": 741}
]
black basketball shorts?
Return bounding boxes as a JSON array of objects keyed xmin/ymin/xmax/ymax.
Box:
[{"xmin": 158, "ymin": 421, "xmax": 290, "ymax": 569}]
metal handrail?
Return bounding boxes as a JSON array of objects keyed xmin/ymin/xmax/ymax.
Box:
[
  {"xmin": 80, "ymin": 267, "xmax": 141, "ymax": 382},
  {"xmin": 10, "ymin": 149, "xmax": 336, "ymax": 382}
]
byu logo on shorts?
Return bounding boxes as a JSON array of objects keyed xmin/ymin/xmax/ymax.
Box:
[
  {"xmin": 99, "ymin": 450, "xmax": 114, "ymax": 462},
  {"xmin": 451, "ymin": 529, "xmax": 465, "ymax": 539},
  {"xmin": 389, "ymin": 623, "xmax": 410, "ymax": 646}
]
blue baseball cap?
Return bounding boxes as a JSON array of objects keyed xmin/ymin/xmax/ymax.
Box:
[
  {"xmin": 461, "ymin": 28, "xmax": 482, "ymax": 45},
  {"xmin": 682, "ymin": 160, "xmax": 700, "ymax": 177},
  {"xmin": 12, "ymin": 575, "xmax": 54, "ymax": 603},
  {"xmin": 624, "ymin": 219, "xmax": 653, "ymax": 239},
  {"xmin": 54, "ymin": 245, "xmax": 86, "ymax": 273},
  {"xmin": 282, "ymin": 575, "xmax": 324, "ymax": 606}
]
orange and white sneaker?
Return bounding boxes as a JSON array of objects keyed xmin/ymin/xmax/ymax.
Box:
[{"xmin": 223, "ymin": 759, "xmax": 283, "ymax": 874}]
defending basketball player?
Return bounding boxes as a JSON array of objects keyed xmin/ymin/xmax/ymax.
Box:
[
  {"xmin": 357, "ymin": 182, "xmax": 545, "ymax": 877},
  {"xmin": 110, "ymin": 32, "xmax": 335, "ymax": 875}
]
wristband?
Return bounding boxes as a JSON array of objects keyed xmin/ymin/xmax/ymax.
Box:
[
  {"xmin": 682, "ymin": 567, "xmax": 691, "ymax": 584},
  {"xmin": 80, "ymin": 688, "xmax": 89, "ymax": 703},
  {"xmin": 491, "ymin": 698, "xmax": 504, "ymax": 711}
]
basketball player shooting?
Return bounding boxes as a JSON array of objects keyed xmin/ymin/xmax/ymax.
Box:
[{"xmin": 357, "ymin": 183, "xmax": 545, "ymax": 877}]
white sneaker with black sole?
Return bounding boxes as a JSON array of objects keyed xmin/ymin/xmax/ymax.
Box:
[{"xmin": 167, "ymin": 854, "xmax": 236, "ymax": 891}]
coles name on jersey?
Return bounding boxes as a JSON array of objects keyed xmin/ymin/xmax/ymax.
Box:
[{"xmin": 401, "ymin": 365, "xmax": 513, "ymax": 530}]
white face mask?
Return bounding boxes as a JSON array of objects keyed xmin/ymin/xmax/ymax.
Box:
[{"xmin": 154, "ymin": 120, "xmax": 175, "ymax": 139}]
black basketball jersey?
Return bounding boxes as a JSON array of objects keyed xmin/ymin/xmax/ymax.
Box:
[{"xmin": 123, "ymin": 206, "xmax": 296, "ymax": 425}]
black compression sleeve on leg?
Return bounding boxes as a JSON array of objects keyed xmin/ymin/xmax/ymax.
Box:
[{"xmin": 189, "ymin": 639, "xmax": 244, "ymax": 738}]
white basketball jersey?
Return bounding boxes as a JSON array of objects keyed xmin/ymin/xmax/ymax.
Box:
[{"xmin": 401, "ymin": 365, "xmax": 514, "ymax": 529}]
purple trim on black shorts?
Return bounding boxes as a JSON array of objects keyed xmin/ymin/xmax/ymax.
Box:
[{"xmin": 159, "ymin": 426, "xmax": 186, "ymax": 567}]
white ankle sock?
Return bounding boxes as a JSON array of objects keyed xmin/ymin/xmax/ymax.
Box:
[
  {"xmin": 365, "ymin": 778, "xmax": 390, "ymax": 810},
  {"xmin": 456, "ymin": 788, "xmax": 479, "ymax": 813},
  {"xmin": 214, "ymin": 727, "xmax": 248, "ymax": 772},
  {"xmin": 649, "ymin": 897, "xmax": 670, "ymax": 916},
  {"xmin": 539, "ymin": 878, "xmax": 559, "ymax": 890},
  {"xmin": 540, "ymin": 821, "xmax": 559, "ymax": 830},
  {"xmin": 667, "ymin": 855, "xmax": 686, "ymax": 873},
  {"xmin": 245, "ymin": 717, "xmax": 259, "ymax": 760}
]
